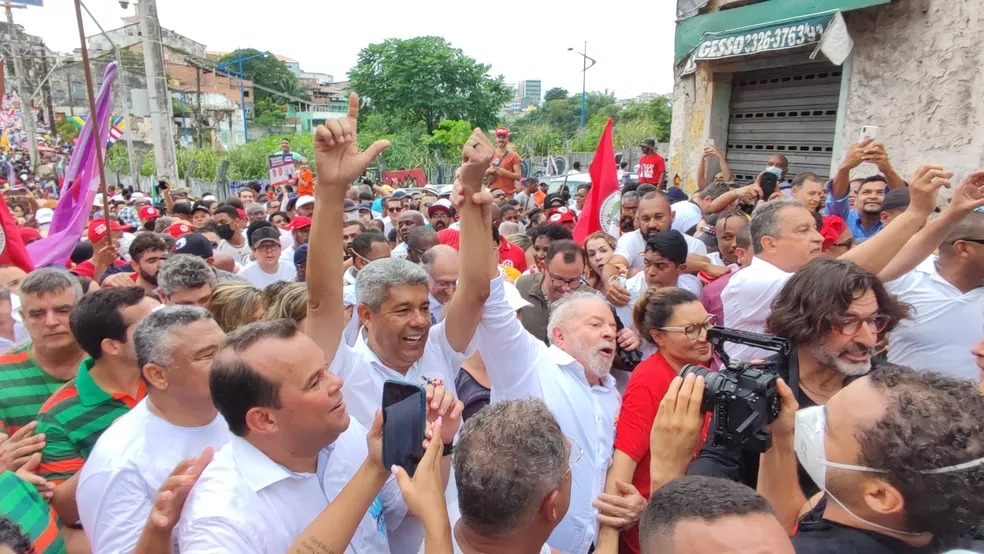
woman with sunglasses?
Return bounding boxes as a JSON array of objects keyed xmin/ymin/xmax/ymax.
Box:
[{"xmin": 595, "ymin": 287, "xmax": 714, "ymax": 554}]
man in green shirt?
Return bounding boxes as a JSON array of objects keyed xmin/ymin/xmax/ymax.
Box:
[{"xmin": 0, "ymin": 468, "xmax": 66, "ymax": 554}]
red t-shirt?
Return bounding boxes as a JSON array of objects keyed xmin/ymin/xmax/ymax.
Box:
[
  {"xmin": 613, "ymin": 351, "xmax": 712, "ymax": 554},
  {"xmin": 70, "ymin": 259, "xmax": 129, "ymax": 279},
  {"xmin": 498, "ymin": 239, "xmax": 527, "ymax": 273},
  {"xmin": 638, "ymin": 153, "xmax": 666, "ymax": 185}
]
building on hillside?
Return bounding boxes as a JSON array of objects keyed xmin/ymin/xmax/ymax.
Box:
[
  {"xmin": 669, "ymin": 0, "xmax": 983, "ymax": 191},
  {"xmin": 518, "ymin": 79, "xmax": 542, "ymax": 106},
  {"xmin": 86, "ymin": 17, "xmax": 206, "ymax": 58}
]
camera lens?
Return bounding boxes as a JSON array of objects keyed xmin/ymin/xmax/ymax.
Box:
[{"xmin": 680, "ymin": 365, "xmax": 720, "ymax": 413}]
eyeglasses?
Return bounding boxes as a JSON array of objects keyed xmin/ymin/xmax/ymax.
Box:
[
  {"xmin": 387, "ymin": 207, "xmax": 401, "ymax": 213},
  {"xmin": 561, "ymin": 435, "xmax": 584, "ymax": 482},
  {"xmin": 659, "ymin": 316, "xmax": 716, "ymax": 340},
  {"xmin": 429, "ymin": 276, "xmax": 457, "ymax": 289},
  {"xmin": 835, "ymin": 314, "xmax": 891, "ymax": 336},
  {"xmin": 548, "ymin": 275, "xmax": 587, "ymax": 289},
  {"xmin": 254, "ymin": 242, "xmax": 280, "ymax": 253}
]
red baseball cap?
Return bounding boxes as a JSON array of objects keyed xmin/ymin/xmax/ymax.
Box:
[
  {"xmin": 546, "ymin": 207, "xmax": 576, "ymax": 225},
  {"xmin": 166, "ymin": 221, "xmax": 194, "ymax": 239},
  {"xmin": 236, "ymin": 208, "xmax": 247, "ymax": 221},
  {"xmin": 87, "ymin": 218, "xmax": 125, "ymax": 243},
  {"xmin": 495, "ymin": 126, "xmax": 509, "ymax": 137},
  {"xmin": 138, "ymin": 205, "xmax": 160, "ymax": 221},
  {"xmin": 288, "ymin": 216, "xmax": 312, "ymax": 230},
  {"xmin": 820, "ymin": 215, "xmax": 849, "ymax": 251}
]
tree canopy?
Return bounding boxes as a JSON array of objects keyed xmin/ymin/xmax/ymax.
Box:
[
  {"xmin": 217, "ymin": 49, "xmax": 309, "ymax": 123},
  {"xmin": 349, "ymin": 36, "xmax": 511, "ymax": 134}
]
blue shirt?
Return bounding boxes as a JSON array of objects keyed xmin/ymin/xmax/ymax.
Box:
[{"xmin": 825, "ymin": 181, "xmax": 884, "ymax": 239}]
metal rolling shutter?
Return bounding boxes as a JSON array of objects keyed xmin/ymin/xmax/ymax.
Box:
[{"xmin": 726, "ymin": 63, "xmax": 841, "ymax": 183}]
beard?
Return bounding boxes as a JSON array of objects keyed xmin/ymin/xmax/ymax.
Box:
[
  {"xmin": 568, "ymin": 333, "xmax": 615, "ymax": 378},
  {"xmin": 809, "ymin": 342, "xmax": 872, "ymax": 377},
  {"xmin": 620, "ymin": 217, "xmax": 635, "ymax": 233},
  {"xmin": 860, "ymin": 202, "xmax": 882, "ymax": 215},
  {"xmin": 140, "ymin": 269, "xmax": 159, "ymax": 287}
]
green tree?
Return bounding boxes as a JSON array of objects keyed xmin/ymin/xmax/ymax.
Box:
[
  {"xmin": 349, "ymin": 36, "xmax": 511, "ymax": 134},
  {"xmin": 543, "ymin": 87, "xmax": 568, "ymax": 102},
  {"xmin": 253, "ymin": 97, "xmax": 286, "ymax": 127},
  {"xmin": 54, "ymin": 118, "xmax": 78, "ymax": 143},
  {"xmin": 420, "ymin": 119, "xmax": 472, "ymax": 162},
  {"xmin": 217, "ymin": 49, "xmax": 309, "ymax": 123}
]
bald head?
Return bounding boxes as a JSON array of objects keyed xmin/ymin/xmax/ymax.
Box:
[
  {"xmin": 941, "ymin": 211, "xmax": 984, "ymax": 259},
  {"xmin": 422, "ymin": 244, "xmax": 459, "ymax": 303},
  {"xmin": 398, "ymin": 209, "xmax": 426, "ymax": 243},
  {"xmin": 406, "ymin": 226, "xmax": 439, "ymax": 263}
]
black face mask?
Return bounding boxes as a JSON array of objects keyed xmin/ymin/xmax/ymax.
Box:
[{"xmin": 215, "ymin": 223, "xmax": 235, "ymax": 240}]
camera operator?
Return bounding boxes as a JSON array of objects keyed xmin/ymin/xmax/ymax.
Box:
[
  {"xmin": 762, "ymin": 364, "xmax": 984, "ymax": 553},
  {"xmin": 688, "ymin": 257, "xmax": 910, "ymax": 494}
]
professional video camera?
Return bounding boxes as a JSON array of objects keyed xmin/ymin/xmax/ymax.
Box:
[{"xmin": 681, "ymin": 327, "xmax": 797, "ymax": 454}]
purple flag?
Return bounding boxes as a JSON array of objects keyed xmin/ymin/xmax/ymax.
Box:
[{"xmin": 28, "ymin": 62, "xmax": 118, "ymax": 268}]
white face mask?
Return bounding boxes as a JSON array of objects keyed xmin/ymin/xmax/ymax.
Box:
[
  {"xmin": 764, "ymin": 166, "xmax": 784, "ymax": 178},
  {"xmin": 794, "ymin": 406, "xmax": 984, "ymax": 537}
]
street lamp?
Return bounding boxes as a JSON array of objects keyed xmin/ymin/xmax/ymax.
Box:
[
  {"xmin": 216, "ymin": 50, "xmax": 269, "ymax": 143},
  {"xmin": 567, "ymin": 42, "xmax": 596, "ymax": 134}
]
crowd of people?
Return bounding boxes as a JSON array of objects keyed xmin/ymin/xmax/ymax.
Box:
[{"xmin": 0, "ymin": 91, "xmax": 982, "ymax": 554}]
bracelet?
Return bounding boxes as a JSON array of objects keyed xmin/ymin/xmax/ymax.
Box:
[{"xmin": 443, "ymin": 442, "xmax": 454, "ymax": 457}]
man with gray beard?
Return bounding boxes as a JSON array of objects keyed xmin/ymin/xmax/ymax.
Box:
[{"xmin": 688, "ymin": 256, "xmax": 911, "ymax": 494}]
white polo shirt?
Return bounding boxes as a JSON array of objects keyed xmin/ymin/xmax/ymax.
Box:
[
  {"xmin": 721, "ymin": 256, "xmax": 793, "ymax": 360},
  {"xmin": 77, "ymin": 400, "xmax": 232, "ymax": 554},
  {"xmin": 477, "ymin": 276, "xmax": 621, "ymax": 554},
  {"xmin": 177, "ymin": 419, "xmax": 419, "ymax": 554},
  {"xmin": 614, "ymin": 229, "xmax": 708, "ymax": 272},
  {"xmin": 886, "ymin": 256, "xmax": 984, "ymax": 381}
]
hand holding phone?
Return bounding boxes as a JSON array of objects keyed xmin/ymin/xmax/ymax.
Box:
[
  {"xmin": 858, "ymin": 125, "xmax": 879, "ymax": 143},
  {"xmin": 759, "ymin": 172, "xmax": 779, "ymax": 199},
  {"xmin": 382, "ymin": 381, "xmax": 427, "ymax": 477}
]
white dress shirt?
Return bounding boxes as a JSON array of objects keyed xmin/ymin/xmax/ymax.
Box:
[
  {"xmin": 392, "ymin": 242, "xmax": 409, "ymax": 259},
  {"xmin": 721, "ymin": 256, "xmax": 793, "ymax": 360},
  {"xmin": 670, "ymin": 201, "xmax": 703, "ymax": 234},
  {"xmin": 477, "ymin": 276, "xmax": 621, "ymax": 554},
  {"xmin": 614, "ymin": 229, "xmax": 708, "ymax": 272},
  {"xmin": 177, "ymin": 419, "xmax": 419, "ymax": 554},
  {"xmin": 886, "ymin": 256, "xmax": 984, "ymax": 381},
  {"xmin": 77, "ymin": 400, "xmax": 232, "ymax": 554},
  {"xmin": 429, "ymin": 294, "xmax": 447, "ymax": 324}
]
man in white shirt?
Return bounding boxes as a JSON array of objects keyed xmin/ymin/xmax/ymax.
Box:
[
  {"xmin": 392, "ymin": 210, "xmax": 426, "ymax": 259},
  {"xmin": 279, "ymin": 216, "xmax": 312, "ymax": 266},
  {"xmin": 609, "ymin": 191, "xmax": 708, "ymax": 276},
  {"xmin": 476, "ymin": 283, "xmax": 620, "ymax": 553},
  {"xmin": 670, "ymin": 181, "xmax": 732, "ymax": 235},
  {"xmin": 177, "ymin": 319, "xmax": 426, "ymax": 554},
  {"xmin": 77, "ymin": 306, "xmax": 230, "ymax": 554},
  {"xmin": 213, "ymin": 205, "xmax": 252, "ymax": 264},
  {"xmin": 240, "ymin": 225, "xmax": 297, "ymax": 289},
  {"xmin": 422, "ymin": 245, "xmax": 458, "ymax": 324}
]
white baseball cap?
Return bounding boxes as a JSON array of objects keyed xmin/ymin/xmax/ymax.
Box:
[
  {"xmin": 296, "ymin": 195, "xmax": 315, "ymax": 209},
  {"xmin": 35, "ymin": 208, "xmax": 54, "ymax": 226},
  {"xmin": 503, "ymin": 281, "xmax": 532, "ymax": 312}
]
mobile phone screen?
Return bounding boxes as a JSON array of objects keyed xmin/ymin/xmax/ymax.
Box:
[
  {"xmin": 381, "ymin": 381, "xmax": 426, "ymax": 477},
  {"xmin": 760, "ymin": 173, "xmax": 779, "ymax": 199}
]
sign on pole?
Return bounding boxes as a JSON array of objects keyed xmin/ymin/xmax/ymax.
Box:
[{"xmin": 267, "ymin": 153, "xmax": 294, "ymax": 187}]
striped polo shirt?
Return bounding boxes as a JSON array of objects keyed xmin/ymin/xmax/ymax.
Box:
[
  {"xmin": 0, "ymin": 470, "xmax": 67, "ymax": 554},
  {"xmin": 36, "ymin": 358, "xmax": 146, "ymax": 483},
  {"xmin": 0, "ymin": 342, "xmax": 67, "ymax": 435}
]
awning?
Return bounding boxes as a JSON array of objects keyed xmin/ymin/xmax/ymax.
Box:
[
  {"xmin": 675, "ymin": 0, "xmax": 891, "ymax": 66},
  {"xmin": 681, "ymin": 10, "xmax": 854, "ymax": 74}
]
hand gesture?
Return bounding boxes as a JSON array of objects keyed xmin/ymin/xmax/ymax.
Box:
[
  {"xmin": 616, "ymin": 328, "xmax": 640, "ymax": 352},
  {"xmin": 841, "ymin": 138, "xmax": 875, "ymax": 170},
  {"xmin": 907, "ymin": 164, "xmax": 954, "ymax": 216},
  {"xmin": 92, "ymin": 240, "xmax": 119, "ymax": 268},
  {"xmin": 314, "ymin": 93, "xmax": 391, "ymax": 191},
  {"xmin": 102, "ymin": 272, "xmax": 137, "ymax": 289},
  {"xmin": 863, "ymin": 142, "xmax": 890, "ymax": 171},
  {"xmin": 947, "ymin": 171, "xmax": 984, "ymax": 214},
  {"xmin": 703, "ymin": 144, "xmax": 722, "ymax": 160},
  {"xmin": 768, "ymin": 378, "xmax": 799, "ymax": 442},
  {"xmin": 593, "ymin": 480, "xmax": 647, "ymax": 530},
  {"xmin": 392, "ymin": 417, "xmax": 449, "ymax": 524},
  {"xmin": 649, "ymin": 373, "xmax": 706, "ymax": 487},
  {"xmin": 146, "ymin": 447, "xmax": 213, "ymax": 532},
  {"xmin": 425, "ymin": 385, "xmax": 463, "ymax": 445},
  {"xmin": 15, "ymin": 453, "xmax": 55, "ymax": 500},
  {"xmin": 459, "ymin": 129, "xmax": 495, "ymax": 194},
  {"xmin": 0, "ymin": 421, "xmax": 45, "ymax": 473},
  {"xmin": 605, "ymin": 269, "xmax": 630, "ymax": 307}
]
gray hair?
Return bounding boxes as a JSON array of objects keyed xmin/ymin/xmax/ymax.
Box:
[
  {"xmin": 696, "ymin": 181, "xmax": 732, "ymax": 201},
  {"xmin": 157, "ymin": 254, "xmax": 216, "ymax": 295},
  {"xmin": 621, "ymin": 191, "xmax": 640, "ymax": 204},
  {"xmin": 420, "ymin": 244, "xmax": 457, "ymax": 275},
  {"xmin": 453, "ymin": 398, "xmax": 567, "ymax": 536},
  {"xmin": 498, "ymin": 221, "xmax": 521, "ymax": 236},
  {"xmin": 749, "ymin": 198, "xmax": 804, "ymax": 254},
  {"xmin": 356, "ymin": 257, "xmax": 428, "ymax": 312},
  {"xmin": 245, "ymin": 202, "xmax": 265, "ymax": 214},
  {"xmin": 546, "ymin": 289, "xmax": 609, "ymax": 339},
  {"xmin": 20, "ymin": 268, "xmax": 83, "ymax": 301},
  {"xmin": 134, "ymin": 305, "xmax": 215, "ymax": 370}
]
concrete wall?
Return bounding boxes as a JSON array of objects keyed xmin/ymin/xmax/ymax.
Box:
[{"xmin": 838, "ymin": 0, "xmax": 984, "ymax": 182}]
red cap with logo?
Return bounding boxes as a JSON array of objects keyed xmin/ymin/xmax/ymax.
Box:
[
  {"xmin": 546, "ymin": 207, "xmax": 576, "ymax": 225},
  {"xmin": 87, "ymin": 218, "xmax": 125, "ymax": 243},
  {"xmin": 138, "ymin": 206, "xmax": 160, "ymax": 221},
  {"xmin": 288, "ymin": 216, "xmax": 312, "ymax": 230},
  {"xmin": 495, "ymin": 126, "xmax": 509, "ymax": 137},
  {"xmin": 166, "ymin": 221, "xmax": 194, "ymax": 239}
]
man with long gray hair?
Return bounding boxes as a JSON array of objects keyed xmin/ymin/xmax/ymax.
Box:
[
  {"xmin": 453, "ymin": 398, "xmax": 571, "ymax": 553},
  {"xmin": 77, "ymin": 306, "xmax": 229, "ymax": 553}
]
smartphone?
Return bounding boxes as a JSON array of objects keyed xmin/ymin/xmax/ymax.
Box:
[
  {"xmin": 706, "ymin": 139, "xmax": 716, "ymax": 148},
  {"xmin": 381, "ymin": 380, "xmax": 427, "ymax": 477},
  {"xmin": 760, "ymin": 172, "xmax": 779, "ymax": 199},
  {"xmin": 859, "ymin": 125, "xmax": 879, "ymax": 143}
]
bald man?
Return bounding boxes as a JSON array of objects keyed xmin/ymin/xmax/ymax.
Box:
[
  {"xmin": 392, "ymin": 210, "xmax": 426, "ymax": 259},
  {"xmin": 421, "ymin": 244, "xmax": 458, "ymax": 323}
]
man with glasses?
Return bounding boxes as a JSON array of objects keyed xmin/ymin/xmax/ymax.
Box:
[
  {"xmin": 422, "ymin": 245, "xmax": 458, "ymax": 324},
  {"xmin": 382, "ymin": 196, "xmax": 405, "ymax": 236},
  {"xmin": 427, "ymin": 200, "xmax": 453, "ymax": 232},
  {"xmin": 516, "ymin": 240, "xmax": 587, "ymax": 344},
  {"xmin": 239, "ymin": 225, "xmax": 296, "ymax": 289}
]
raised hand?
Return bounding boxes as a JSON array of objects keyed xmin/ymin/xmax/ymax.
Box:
[
  {"xmin": 841, "ymin": 138, "xmax": 875, "ymax": 170},
  {"xmin": 314, "ymin": 93, "xmax": 390, "ymax": 191},
  {"xmin": 459, "ymin": 128, "xmax": 495, "ymax": 195},
  {"xmin": 907, "ymin": 164, "xmax": 954, "ymax": 216},
  {"xmin": 146, "ymin": 447, "xmax": 213, "ymax": 532},
  {"xmin": 392, "ymin": 417, "xmax": 448, "ymax": 521},
  {"xmin": 948, "ymin": 171, "xmax": 984, "ymax": 214},
  {"xmin": 649, "ymin": 373, "xmax": 706, "ymax": 487},
  {"xmin": 424, "ymin": 385, "xmax": 463, "ymax": 445}
]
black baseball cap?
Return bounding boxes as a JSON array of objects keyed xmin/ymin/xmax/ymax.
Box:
[
  {"xmin": 172, "ymin": 232, "xmax": 214, "ymax": 259},
  {"xmin": 249, "ymin": 226, "xmax": 281, "ymax": 249},
  {"xmin": 171, "ymin": 202, "xmax": 193, "ymax": 216},
  {"xmin": 192, "ymin": 202, "xmax": 211, "ymax": 215}
]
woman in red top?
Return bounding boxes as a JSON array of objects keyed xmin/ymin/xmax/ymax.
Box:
[{"xmin": 596, "ymin": 287, "xmax": 715, "ymax": 554}]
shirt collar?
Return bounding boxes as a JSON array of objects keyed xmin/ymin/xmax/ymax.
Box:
[
  {"xmin": 231, "ymin": 435, "xmax": 335, "ymax": 493},
  {"xmin": 547, "ymin": 345, "xmax": 616, "ymax": 390},
  {"xmin": 352, "ymin": 328, "xmax": 416, "ymax": 378},
  {"xmin": 749, "ymin": 255, "xmax": 793, "ymax": 276},
  {"xmin": 76, "ymin": 357, "xmax": 147, "ymax": 408}
]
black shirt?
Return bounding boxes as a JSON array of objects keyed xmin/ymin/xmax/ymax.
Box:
[{"xmin": 454, "ymin": 369, "xmax": 490, "ymax": 422}]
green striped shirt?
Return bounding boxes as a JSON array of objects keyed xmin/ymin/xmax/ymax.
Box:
[
  {"xmin": 0, "ymin": 342, "xmax": 67, "ymax": 435},
  {"xmin": 0, "ymin": 470, "xmax": 67, "ymax": 554},
  {"xmin": 36, "ymin": 358, "xmax": 146, "ymax": 483}
]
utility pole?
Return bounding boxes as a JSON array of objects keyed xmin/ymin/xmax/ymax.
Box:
[
  {"xmin": 138, "ymin": 0, "xmax": 177, "ymax": 181},
  {"xmin": 195, "ymin": 65, "xmax": 202, "ymax": 148},
  {"xmin": 39, "ymin": 41, "xmax": 57, "ymax": 142},
  {"xmin": 3, "ymin": 2, "xmax": 40, "ymax": 170}
]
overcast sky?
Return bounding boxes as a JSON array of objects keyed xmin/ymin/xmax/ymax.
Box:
[{"xmin": 13, "ymin": 0, "xmax": 677, "ymax": 99}]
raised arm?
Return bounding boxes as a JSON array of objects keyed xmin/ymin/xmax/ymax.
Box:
[
  {"xmin": 830, "ymin": 139, "xmax": 872, "ymax": 201},
  {"xmin": 840, "ymin": 164, "xmax": 950, "ymax": 275},
  {"xmin": 868, "ymin": 143, "xmax": 908, "ymax": 190},
  {"xmin": 878, "ymin": 171, "xmax": 984, "ymax": 282},
  {"xmin": 305, "ymin": 93, "xmax": 390, "ymax": 356},
  {"xmin": 443, "ymin": 129, "xmax": 494, "ymax": 353}
]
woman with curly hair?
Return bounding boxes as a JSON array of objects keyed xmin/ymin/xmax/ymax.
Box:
[{"xmin": 209, "ymin": 282, "xmax": 266, "ymax": 333}]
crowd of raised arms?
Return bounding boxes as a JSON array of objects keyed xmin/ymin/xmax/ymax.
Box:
[{"xmin": 0, "ymin": 92, "xmax": 983, "ymax": 554}]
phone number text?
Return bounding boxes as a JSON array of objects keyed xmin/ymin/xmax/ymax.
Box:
[{"xmin": 696, "ymin": 22, "xmax": 826, "ymax": 60}]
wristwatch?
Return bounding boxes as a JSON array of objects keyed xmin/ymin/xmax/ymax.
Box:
[{"xmin": 443, "ymin": 442, "xmax": 454, "ymax": 457}]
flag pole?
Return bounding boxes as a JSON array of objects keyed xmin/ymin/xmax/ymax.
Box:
[{"xmin": 73, "ymin": 0, "xmax": 111, "ymax": 242}]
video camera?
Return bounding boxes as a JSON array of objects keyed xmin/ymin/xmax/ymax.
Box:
[{"xmin": 680, "ymin": 327, "xmax": 797, "ymax": 454}]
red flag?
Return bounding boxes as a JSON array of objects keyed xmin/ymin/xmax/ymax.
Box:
[
  {"xmin": 0, "ymin": 199, "xmax": 35, "ymax": 273},
  {"xmin": 573, "ymin": 118, "xmax": 620, "ymax": 244}
]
